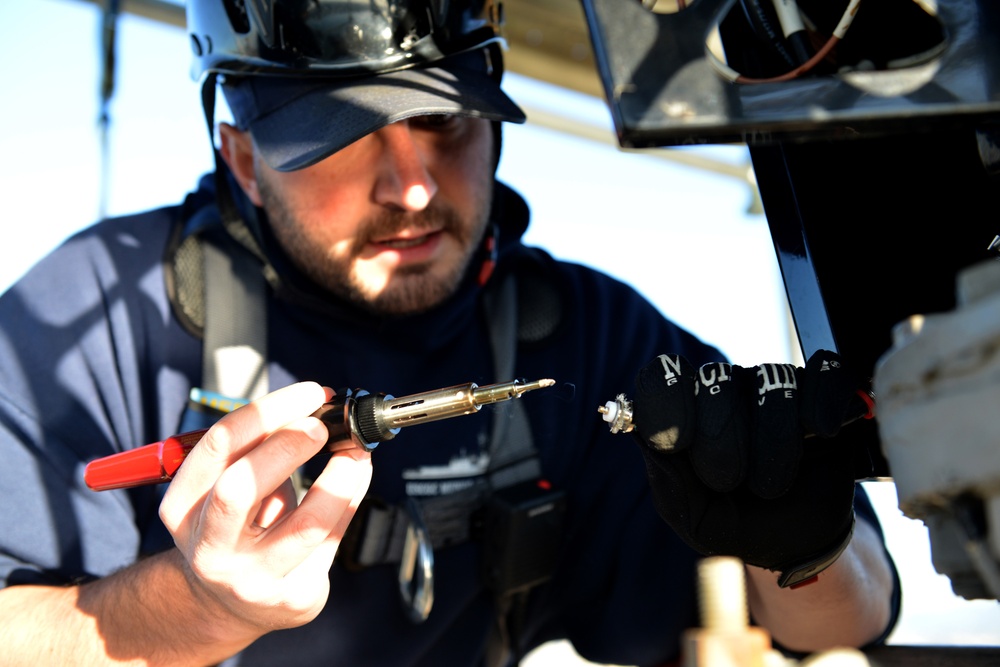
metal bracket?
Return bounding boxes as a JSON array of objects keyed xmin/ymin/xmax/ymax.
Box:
[{"xmin": 578, "ymin": 0, "xmax": 1000, "ymax": 148}]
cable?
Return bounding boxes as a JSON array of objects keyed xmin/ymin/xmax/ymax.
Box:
[
  {"xmin": 708, "ymin": 0, "xmax": 861, "ymax": 84},
  {"xmin": 738, "ymin": 0, "xmax": 798, "ymax": 68},
  {"xmin": 770, "ymin": 0, "xmax": 813, "ymax": 65}
]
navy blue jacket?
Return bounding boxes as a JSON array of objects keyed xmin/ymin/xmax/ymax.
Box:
[{"xmin": 0, "ymin": 176, "xmax": 892, "ymax": 666}]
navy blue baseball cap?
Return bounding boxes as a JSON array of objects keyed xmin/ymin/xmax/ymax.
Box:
[{"xmin": 221, "ymin": 47, "xmax": 526, "ymax": 172}]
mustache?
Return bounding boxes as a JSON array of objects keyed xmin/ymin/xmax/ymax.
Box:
[{"xmin": 353, "ymin": 204, "xmax": 466, "ymax": 250}]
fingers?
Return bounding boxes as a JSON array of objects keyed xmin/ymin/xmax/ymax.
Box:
[
  {"xmin": 208, "ymin": 415, "xmax": 328, "ymax": 534},
  {"xmin": 258, "ymin": 448, "xmax": 372, "ymax": 576},
  {"xmin": 253, "ymin": 478, "xmax": 299, "ymax": 531},
  {"xmin": 799, "ymin": 350, "xmax": 868, "ymax": 438},
  {"xmin": 689, "ymin": 362, "xmax": 751, "ymax": 493},
  {"xmin": 170, "ymin": 382, "xmax": 331, "ymax": 496},
  {"xmin": 748, "ymin": 362, "xmax": 802, "ymax": 498},
  {"xmin": 633, "ymin": 355, "xmax": 753, "ymax": 492},
  {"xmin": 632, "ymin": 354, "xmax": 805, "ymax": 497},
  {"xmin": 632, "ymin": 351, "xmax": 864, "ymax": 576},
  {"xmin": 633, "ymin": 354, "xmax": 697, "ymax": 452},
  {"xmin": 151, "ymin": 383, "xmax": 373, "ymax": 634},
  {"xmin": 161, "ymin": 383, "xmax": 333, "ymax": 542}
]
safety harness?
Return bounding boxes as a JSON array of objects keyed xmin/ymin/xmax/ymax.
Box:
[{"xmin": 165, "ymin": 185, "xmax": 564, "ymax": 665}]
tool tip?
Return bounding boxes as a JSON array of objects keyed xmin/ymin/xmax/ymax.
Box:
[{"xmin": 508, "ymin": 378, "xmax": 556, "ymax": 398}]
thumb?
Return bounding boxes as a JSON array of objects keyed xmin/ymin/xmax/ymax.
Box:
[{"xmin": 798, "ymin": 350, "xmax": 872, "ymax": 438}]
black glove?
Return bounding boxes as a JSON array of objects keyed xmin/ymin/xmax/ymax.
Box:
[{"xmin": 631, "ymin": 350, "xmax": 872, "ymax": 587}]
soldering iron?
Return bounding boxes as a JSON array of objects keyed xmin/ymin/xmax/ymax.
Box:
[{"xmin": 84, "ymin": 378, "xmax": 555, "ymax": 491}]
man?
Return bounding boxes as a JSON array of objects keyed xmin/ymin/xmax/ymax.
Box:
[{"xmin": 0, "ymin": 0, "xmax": 897, "ymax": 665}]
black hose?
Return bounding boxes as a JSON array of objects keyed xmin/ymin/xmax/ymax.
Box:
[{"xmin": 737, "ymin": 0, "xmax": 797, "ymax": 68}]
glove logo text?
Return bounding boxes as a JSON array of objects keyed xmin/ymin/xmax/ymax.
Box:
[
  {"xmin": 757, "ymin": 363, "xmax": 797, "ymax": 405},
  {"xmin": 695, "ymin": 362, "xmax": 732, "ymax": 396},
  {"xmin": 657, "ymin": 354, "xmax": 685, "ymax": 386}
]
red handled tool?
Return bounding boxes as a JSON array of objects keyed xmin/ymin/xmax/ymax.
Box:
[{"xmin": 85, "ymin": 379, "xmax": 554, "ymax": 491}]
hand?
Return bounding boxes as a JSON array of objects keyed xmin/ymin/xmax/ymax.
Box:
[
  {"xmin": 159, "ymin": 382, "xmax": 373, "ymax": 640},
  {"xmin": 631, "ymin": 350, "xmax": 871, "ymax": 587}
]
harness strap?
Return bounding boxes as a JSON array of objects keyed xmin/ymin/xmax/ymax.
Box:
[
  {"xmin": 353, "ymin": 482, "xmax": 490, "ymax": 566},
  {"xmin": 202, "ymin": 236, "xmax": 269, "ymax": 401},
  {"xmin": 180, "ymin": 190, "xmax": 551, "ymax": 663},
  {"xmin": 194, "ymin": 73, "xmax": 269, "ymax": 403},
  {"xmin": 483, "ymin": 274, "xmax": 541, "ymax": 485},
  {"xmin": 188, "ymin": 227, "xmax": 541, "ymax": 568},
  {"xmin": 348, "ymin": 272, "xmax": 540, "ymax": 568}
]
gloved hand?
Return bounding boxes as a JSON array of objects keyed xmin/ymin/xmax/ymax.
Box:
[{"xmin": 631, "ymin": 350, "xmax": 873, "ymax": 587}]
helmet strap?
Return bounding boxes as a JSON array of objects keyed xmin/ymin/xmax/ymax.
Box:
[{"xmin": 200, "ymin": 73, "xmax": 266, "ymax": 262}]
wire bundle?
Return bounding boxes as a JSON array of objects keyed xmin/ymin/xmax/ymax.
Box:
[{"xmin": 708, "ymin": 0, "xmax": 862, "ymax": 84}]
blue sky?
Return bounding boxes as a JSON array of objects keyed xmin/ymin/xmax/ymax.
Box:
[{"xmin": 2, "ymin": 0, "xmax": 999, "ymax": 648}]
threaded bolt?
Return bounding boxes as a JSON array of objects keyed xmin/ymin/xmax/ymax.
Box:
[{"xmin": 697, "ymin": 556, "xmax": 749, "ymax": 633}]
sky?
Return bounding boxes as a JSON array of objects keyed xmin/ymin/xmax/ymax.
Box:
[{"xmin": 1, "ymin": 0, "xmax": 999, "ymax": 651}]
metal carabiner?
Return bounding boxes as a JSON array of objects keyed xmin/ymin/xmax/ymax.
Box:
[{"xmin": 398, "ymin": 496, "xmax": 434, "ymax": 623}]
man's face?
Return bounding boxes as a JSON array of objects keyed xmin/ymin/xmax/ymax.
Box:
[{"xmin": 245, "ymin": 115, "xmax": 495, "ymax": 315}]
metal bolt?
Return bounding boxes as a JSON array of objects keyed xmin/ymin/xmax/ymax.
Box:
[{"xmin": 697, "ymin": 556, "xmax": 748, "ymax": 633}]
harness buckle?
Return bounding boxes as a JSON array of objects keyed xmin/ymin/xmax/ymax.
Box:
[{"xmin": 398, "ymin": 497, "xmax": 435, "ymax": 623}]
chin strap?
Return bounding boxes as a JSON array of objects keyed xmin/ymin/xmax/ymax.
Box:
[{"xmin": 201, "ymin": 73, "xmax": 267, "ymax": 262}]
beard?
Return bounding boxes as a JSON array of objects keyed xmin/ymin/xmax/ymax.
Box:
[{"xmin": 257, "ymin": 176, "xmax": 492, "ymax": 316}]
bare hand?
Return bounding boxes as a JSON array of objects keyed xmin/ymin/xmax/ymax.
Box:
[{"xmin": 159, "ymin": 382, "xmax": 372, "ymax": 641}]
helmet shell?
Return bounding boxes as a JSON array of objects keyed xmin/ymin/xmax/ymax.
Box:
[{"xmin": 187, "ymin": 0, "xmax": 506, "ymax": 80}]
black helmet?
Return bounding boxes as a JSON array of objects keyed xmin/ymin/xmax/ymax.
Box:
[
  {"xmin": 186, "ymin": 0, "xmax": 526, "ymax": 172},
  {"xmin": 187, "ymin": 0, "xmax": 507, "ymax": 80}
]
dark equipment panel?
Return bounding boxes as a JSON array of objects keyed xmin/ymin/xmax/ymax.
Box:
[{"xmin": 578, "ymin": 0, "xmax": 1000, "ymax": 477}]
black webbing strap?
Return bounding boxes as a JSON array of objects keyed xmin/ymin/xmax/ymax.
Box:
[
  {"xmin": 200, "ymin": 74, "xmax": 267, "ymax": 262},
  {"xmin": 195, "ymin": 74, "xmax": 540, "ymax": 660},
  {"xmin": 202, "ymin": 236, "xmax": 269, "ymax": 401},
  {"xmin": 346, "ymin": 274, "xmax": 541, "ymax": 568},
  {"xmin": 197, "ymin": 74, "xmax": 270, "ymax": 402}
]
